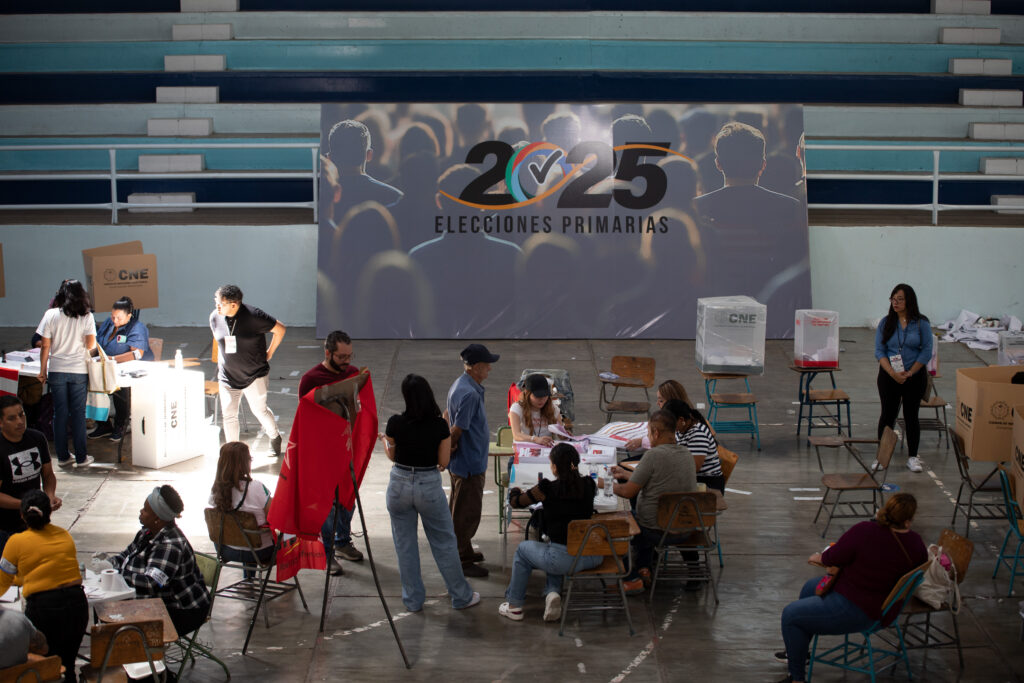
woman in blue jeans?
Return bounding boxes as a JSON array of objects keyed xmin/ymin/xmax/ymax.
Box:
[
  {"xmin": 37, "ymin": 280, "xmax": 96, "ymax": 468},
  {"xmin": 380, "ymin": 374, "xmax": 480, "ymax": 612},
  {"xmin": 499, "ymin": 443, "xmax": 602, "ymax": 623},
  {"xmin": 776, "ymin": 493, "xmax": 927, "ymax": 683}
]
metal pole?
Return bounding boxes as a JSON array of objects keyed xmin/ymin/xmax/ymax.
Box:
[
  {"xmin": 109, "ymin": 149, "xmax": 119, "ymax": 224},
  {"xmin": 932, "ymin": 150, "xmax": 940, "ymax": 226},
  {"xmin": 312, "ymin": 147, "xmax": 319, "ymax": 226},
  {"xmin": 318, "ymin": 487, "xmax": 338, "ymax": 633}
]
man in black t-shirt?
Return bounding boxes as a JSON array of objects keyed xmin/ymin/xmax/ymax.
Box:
[
  {"xmin": 209, "ymin": 285, "xmax": 287, "ymax": 455},
  {"xmin": 0, "ymin": 396, "xmax": 61, "ymax": 553}
]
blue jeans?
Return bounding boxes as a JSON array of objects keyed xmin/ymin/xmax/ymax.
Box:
[
  {"xmin": 386, "ymin": 466, "xmax": 474, "ymax": 611},
  {"xmin": 781, "ymin": 577, "xmax": 874, "ymax": 681},
  {"xmin": 505, "ymin": 540, "xmax": 602, "ymax": 607},
  {"xmin": 49, "ymin": 372, "xmax": 88, "ymax": 463},
  {"xmin": 216, "ymin": 543, "xmax": 275, "ymax": 579},
  {"xmin": 320, "ymin": 502, "xmax": 353, "ymax": 549}
]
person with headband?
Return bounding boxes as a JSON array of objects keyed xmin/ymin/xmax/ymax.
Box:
[
  {"xmin": 499, "ymin": 443, "xmax": 602, "ymax": 623},
  {"xmin": 774, "ymin": 493, "xmax": 928, "ymax": 683},
  {"xmin": 89, "ymin": 296, "xmax": 153, "ymax": 442},
  {"xmin": 110, "ymin": 485, "xmax": 211, "ymax": 638},
  {"xmin": 0, "ymin": 490, "xmax": 88, "ymax": 683}
]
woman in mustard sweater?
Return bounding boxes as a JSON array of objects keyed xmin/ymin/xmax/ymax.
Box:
[{"xmin": 0, "ymin": 490, "xmax": 89, "ymax": 683}]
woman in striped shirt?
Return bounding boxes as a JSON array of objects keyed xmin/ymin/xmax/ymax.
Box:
[{"xmin": 664, "ymin": 400, "xmax": 725, "ymax": 494}]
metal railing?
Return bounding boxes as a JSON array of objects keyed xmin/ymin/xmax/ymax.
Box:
[
  {"xmin": 0, "ymin": 141, "xmax": 1021, "ymax": 226},
  {"xmin": 0, "ymin": 142, "xmax": 320, "ymax": 224},
  {"xmin": 805, "ymin": 143, "xmax": 1024, "ymax": 225}
]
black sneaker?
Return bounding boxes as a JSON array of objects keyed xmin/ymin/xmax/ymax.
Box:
[
  {"xmin": 335, "ymin": 542, "xmax": 364, "ymax": 562},
  {"xmin": 774, "ymin": 650, "xmax": 810, "ymax": 663},
  {"xmin": 270, "ymin": 434, "xmax": 283, "ymax": 457},
  {"xmin": 88, "ymin": 422, "xmax": 113, "ymax": 439},
  {"xmin": 108, "ymin": 429, "xmax": 123, "ymax": 443},
  {"xmin": 461, "ymin": 563, "xmax": 489, "ymax": 578}
]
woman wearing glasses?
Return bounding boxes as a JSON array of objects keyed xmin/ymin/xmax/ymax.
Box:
[{"xmin": 874, "ymin": 284, "xmax": 932, "ymax": 473}]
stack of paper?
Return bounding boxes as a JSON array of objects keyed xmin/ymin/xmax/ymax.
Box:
[{"xmin": 936, "ymin": 309, "xmax": 1023, "ymax": 351}]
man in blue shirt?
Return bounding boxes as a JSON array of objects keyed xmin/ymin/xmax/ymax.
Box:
[{"xmin": 446, "ymin": 343, "xmax": 499, "ymax": 578}]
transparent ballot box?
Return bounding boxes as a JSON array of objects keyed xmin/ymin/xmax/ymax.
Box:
[
  {"xmin": 794, "ymin": 309, "xmax": 839, "ymax": 368},
  {"xmin": 696, "ymin": 296, "xmax": 766, "ymax": 375},
  {"xmin": 998, "ymin": 330, "xmax": 1024, "ymax": 366}
]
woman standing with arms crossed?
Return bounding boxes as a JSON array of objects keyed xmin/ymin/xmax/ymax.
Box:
[
  {"xmin": 37, "ymin": 279, "xmax": 96, "ymax": 468},
  {"xmin": 379, "ymin": 374, "xmax": 480, "ymax": 612},
  {"xmin": 874, "ymin": 284, "xmax": 932, "ymax": 473}
]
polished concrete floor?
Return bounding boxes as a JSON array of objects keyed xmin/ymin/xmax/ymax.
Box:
[{"xmin": 2, "ymin": 326, "xmax": 1021, "ymax": 683}]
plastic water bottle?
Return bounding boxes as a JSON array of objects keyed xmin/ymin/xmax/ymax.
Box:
[
  {"xmin": 603, "ymin": 466, "xmax": 614, "ymax": 497},
  {"xmin": 174, "ymin": 349, "xmax": 183, "ymax": 370}
]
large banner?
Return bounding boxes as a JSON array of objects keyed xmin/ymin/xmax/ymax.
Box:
[{"xmin": 317, "ymin": 103, "xmax": 810, "ymax": 339}]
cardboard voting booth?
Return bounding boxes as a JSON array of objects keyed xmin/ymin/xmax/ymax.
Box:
[
  {"xmin": 696, "ymin": 296, "xmax": 766, "ymax": 375},
  {"xmin": 1013, "ymin": 406, "xmax": 1024, "ymax": 513},
  {"xmin": 82, "ymin": 241, "xmax": 158, "ymax": 311},
  {"xmin": 955, "ymin": 365, "xmax": 1024, "ymax": 461},
  {"xmin": 130, "ymin": 367, "xmax": 215, "ymax": 469},
  {"xmin": 999, "ymin": 331, "xmax": 1024, "ymax": 366},
  {"xmin": 794, "ymin": 310, "xmax": 839, "ymax": 368}
]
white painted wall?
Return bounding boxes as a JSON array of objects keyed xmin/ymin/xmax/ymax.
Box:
[{"xmin": 1, "ymin": 223, "xmax": 1021, "ymax": 331}]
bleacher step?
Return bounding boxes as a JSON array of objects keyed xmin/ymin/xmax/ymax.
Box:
[
  {"xmin": 179, "ymin": 0, "xmax": 238, "ymax": 11},
  {"xmin": 939, "ymin": 27, "xmax": 1001, "ymax": 44},
  {"xmin": 991, "ymin": 195, "xmax": 1024, "ymax": 215},
  {"xmin": 127, "ymin": 193, "xmax": 196, "ymax": 213},
  {"xmin": 931, "ymin": 0, "xmax": 991, "ymax": 14},
  {"xmin": 980, "ymin": 158, "xmax": 1024, "ymax": 175},
  {"xmin": 138, "ymin": 155, "xmax": 205, "ymax": 173},
  {"xmin": 949, "ymin": 58, "xmax": 1013, "ymax": 75},
  {"xmin": 172, "ymin": 24, "xmax": 233, "ymax": 41},
  {"xmin": 969, "ymin": 122, "xmax": 1024, "ymax": 140},
  {"xmin": 146, "ymin": 118, "xmax": 213, "ymax": 137},
  {"xmin": 156, "ymin": 86, "xmax": 220, "ymax": 104},
  {"xmin": 164, "ymin": 55, "xmax": 226, "ymax": 72},
  {"xmin": 959, "ymin": 89, "xmax": 1023, "ymax": 107}
]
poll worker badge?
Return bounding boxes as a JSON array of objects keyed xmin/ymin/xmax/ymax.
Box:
[
  {"xmin": 224, "ymin": 335, "xmax": 237, "ymax": 354},
  {"xmin": 888, "ymin": 354, "xmax": 905, "ymax": 374}
]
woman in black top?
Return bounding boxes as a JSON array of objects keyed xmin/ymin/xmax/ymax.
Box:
[
  {"xmin": 379, "ymin": 374, "xmax": 479, "ymax": 612},
  {"xmin": 498, "ymin": 443, "xmax": 602, "ymax": 623}
]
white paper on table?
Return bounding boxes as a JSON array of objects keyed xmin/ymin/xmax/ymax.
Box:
[
  {"xmin": 976, "ymin": 329, "xmax": 1002, "ymax": 344},
  {"xmin": 967, "ymin": 340, "xmax": 999, "ymax": 350},
  {"xmin": 1009, "ymin": 316, "xmax": 1023, "ymax": 333}
]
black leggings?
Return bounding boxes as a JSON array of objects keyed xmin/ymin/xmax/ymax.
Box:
[
  {"xmin": 25, "ymin": 584, "xmax": 89, "ymax": 683},
  {"xmin": 877, "ymin": 367, "xmax": 928, "ymax": 458}
]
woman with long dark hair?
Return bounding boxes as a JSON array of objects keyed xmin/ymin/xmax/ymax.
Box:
[
  {"xmin": 874, "ymin": 283, "xmax": 932, "ymax": 473},
  {"xmin": 0, "ymin": 490, "xmax": 89, "ymax": 683},
  {"xmin": 379, "ymin": 374, "xmax": 480, "ymax": 612},
  {"xmin": 499, "ymin": 443, "xmax": 602, "ymax": 623},
  {"xmin": 37, "ymin": 279, "xmax": 96, "ymax": 468},
  {"xmin": 209, "ymin": 441, "xmax": 274, "ymax": 572},
  {"xmin": 663, "ymin": 399, "xmax": 725, "ymax": 494},
  {"xmin": 508, "ymin": 373, "xmax": 563, "ymax": 446}
]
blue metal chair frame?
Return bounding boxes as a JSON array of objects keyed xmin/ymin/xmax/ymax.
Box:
[
  {"xmin": 793, "ymin": 367, "xmax": 851, "ymax": 442},
  {"xmin": 808, "ymin": 569, "xmax": 925, "ymax": 683},
  {"xmin": 993, "ymin": 469, "xmax": 1024, "ymax": 597},
  {"xmin": 703, "ymin": 374, "xmax": 760, "ymax": 450}
]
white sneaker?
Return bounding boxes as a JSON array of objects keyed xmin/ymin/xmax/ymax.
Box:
[
  {"xmin": 498, "ymin": 601, "xmax": 523, "ymax": 621},
  {"xmin": 543, "ymin": 592, "xmax": 562, "ymax": 622},
  {"xmin": 456, "ymin": 591, "xmax": 481, "ymax": 610},
  {"xmin": 906, "ymin": 457, "xmax": 923, "ymax": 473},
  {"xmin": 74, "ymin": 455, "xmax": 95, "ymax": 468},
  {"xmin": 869, "ymin": 461, "xmax": 882, "ymax": 472}
]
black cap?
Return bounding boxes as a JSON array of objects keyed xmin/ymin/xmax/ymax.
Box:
[
  {"xmin": 524, "ymin": 373, "xmax": 550, "ymax": 398},
  {"xmin": 460, "ymin": 343, "xmax": 500, "ymax": 365}
]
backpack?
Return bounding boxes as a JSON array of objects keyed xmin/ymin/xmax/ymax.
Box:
[{"xmin": 914, "ymin": 543, "xmax": 959, "ymax": 613}]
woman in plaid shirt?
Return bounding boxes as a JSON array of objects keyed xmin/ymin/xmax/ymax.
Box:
[{"xmin": 111, "ymin": 485, "xmax": 211, "ymax": 637}]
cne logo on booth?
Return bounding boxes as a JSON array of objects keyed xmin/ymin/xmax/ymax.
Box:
[{"xmin": 442, "ymin": 140, "xmax": 691, "ymax": 211}]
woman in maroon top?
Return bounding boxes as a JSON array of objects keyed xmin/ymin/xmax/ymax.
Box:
[{"xmin": 776, "ymin": 493, "xmax": 927, "ymax": 683}]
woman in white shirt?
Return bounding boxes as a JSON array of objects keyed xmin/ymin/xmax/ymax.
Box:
[
  {"xmin": 209, "ymin": 442, "xmax": 274, "ymax": 574},
  {"xmin": 508, "ymin": 374, "xmax": 563, "ymax": 446},
  {"xmin": 37, "ymin": 280, "xmax": 96, "ymax": 468}
]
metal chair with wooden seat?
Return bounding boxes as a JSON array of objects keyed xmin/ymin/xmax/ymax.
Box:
[
  {"xmin": 167, "ymin": 552, "xmax": 231, "ymax": 680},
  {"xmin": 949, "ymin": 427, "xmax": 1003, "ymax": 537},
  {"xmin": 898, "ymin": 374, "xmax": 949, "ymax": 450},
  {"xmin": 83, "ymin": 619, "xmax": 164, "ymax": 683},
  {"xmin": 901, "ymin": 528, "xmax": 974, "ymax": 669},
  {"xmin": 700, "ymin": 371, "xmax": 760, "ymax": 450},
  {"xmin": 559, "ymin": 518, "xmax": 634, "ymax": 637},
  {"xmin": 814, "ymin": 427, "xmax": 898, "ymax": 538},
  {"xmin": 597, "ymin": 356, "xmax": 655, "ymax": 423},
  {"xmin": 650, "ymin": 492, "xmax": 719, "ymax": 602},
  {"xmin": 993, "ymin": 468, "xmax": 1024, "ymax": 597},
  {"xmin": 0, "ymin": 654, "xmax": 62, "ymax": 683},
  {"xmin": 204, "ymin": 507, "xmax": 308, "ymax": 654},
  {"xmin": 490, "ymin": 425, "xmax": 518, "ymax": 534}
]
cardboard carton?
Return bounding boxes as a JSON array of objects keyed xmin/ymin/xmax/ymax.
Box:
[
  {"xmin": 82, "ymin": 242, "xmax": 158, "ymax": 310},
  {"xmin": 1012, "ymin": 405, "xmax": 1024, "ymax": 512},
  {"xmin": 956, "ymin": 366, "xmax": 1024, "ymax": 461}
]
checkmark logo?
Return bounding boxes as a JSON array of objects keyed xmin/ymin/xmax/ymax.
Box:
[{"xmin": 528, "ymin": 149, "xmax": 564, "ymax": 184}]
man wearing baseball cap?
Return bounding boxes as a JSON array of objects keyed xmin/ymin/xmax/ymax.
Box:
[{"xmin": 445, "ymin": 343, "xmax": 499, "ymax": 577}]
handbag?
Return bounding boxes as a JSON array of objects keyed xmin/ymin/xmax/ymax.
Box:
[
  {"xmin": 86, "ymin": 392, "xmax": 110, "ymax": 423},
  {"xmin": 87, "ymin": 346, "xmax": 118, "ymax": 394},
  {"xmin": 914, "ymin": 543, "xmax": 959, "ymax": 612}
]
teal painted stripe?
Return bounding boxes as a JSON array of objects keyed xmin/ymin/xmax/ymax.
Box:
[
  {"xmin": 0, "ymin": 137, "xmax": 317, "ymax": 171},
  {"xmin": 1, "ymin": 40, "xmax": 1022, "ymax": 74},
  {"xmin": 808, "ymin": 140, "xmax": 1024, "ymax": 172}
]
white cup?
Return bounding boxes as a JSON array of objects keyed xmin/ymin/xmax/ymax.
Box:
[{"xmin": 100, "ymin": 569, "xmax": 118, "ymax": 591}]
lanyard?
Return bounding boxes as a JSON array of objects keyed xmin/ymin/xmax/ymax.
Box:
[{"xmin": 896, "ymin": 319, "xmax": 912, "ymax": 353}]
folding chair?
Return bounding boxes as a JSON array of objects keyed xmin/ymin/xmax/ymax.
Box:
[
  {"xmin": 167, "ymin": 552, "xmax": 231, "ymax": 680},
  {"xmin": 710, "ymin": 445, "xmax": 739, "ymax": 567},
  {"xmin": 82, "ymin": 619, "xmax": 164, "ymax": 683},
  {"xmin": 901, "ymin": 528, "xmax": 974, "ymax": 669},
  {"xmin": 489, "ymin": 425, "xmax": 518, "ymax": 534},
  {"xmin": 597, "ymin": 356, "xmax": 655, "ymax": 423},
  {"xmin": 949, "ymin": 427, "xmax": 1004, "ymax": 537},
  {"xmin": 898, "ymin": 374, "xmax": 948, "ymax": 451},
  {"xmin": 993, "ymin": 468, "xmax": 1024, "ymax": 597},
  {"xmin": 814, "ymin": 427, "xmax": 897, "ymax": 538},
  {"xmin": 650, "ymin": 492, "xmax": 719, "ymax": 602},
  {"xmin": 559, "ymin": 518, "xmax": 634, "ymax": 637},
  {"xmin": 204, "ymin": 507, "xmax": 309, "ymax": 654},
  {"xmin": 808, "ymin": 568, "xmax": 925, "ymax": 683},
  {"xmin": 0, "ymin": 654, "xmax": 62, "ymax": 683}
]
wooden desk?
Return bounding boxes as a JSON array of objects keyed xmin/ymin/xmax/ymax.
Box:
[
  {"xmin": 94, "ymin": 598, "xmax": 178, "ymax": 643},
  {"xmin": 592, "ymin": 510, "xmax": 640, "ymax": 537}
]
